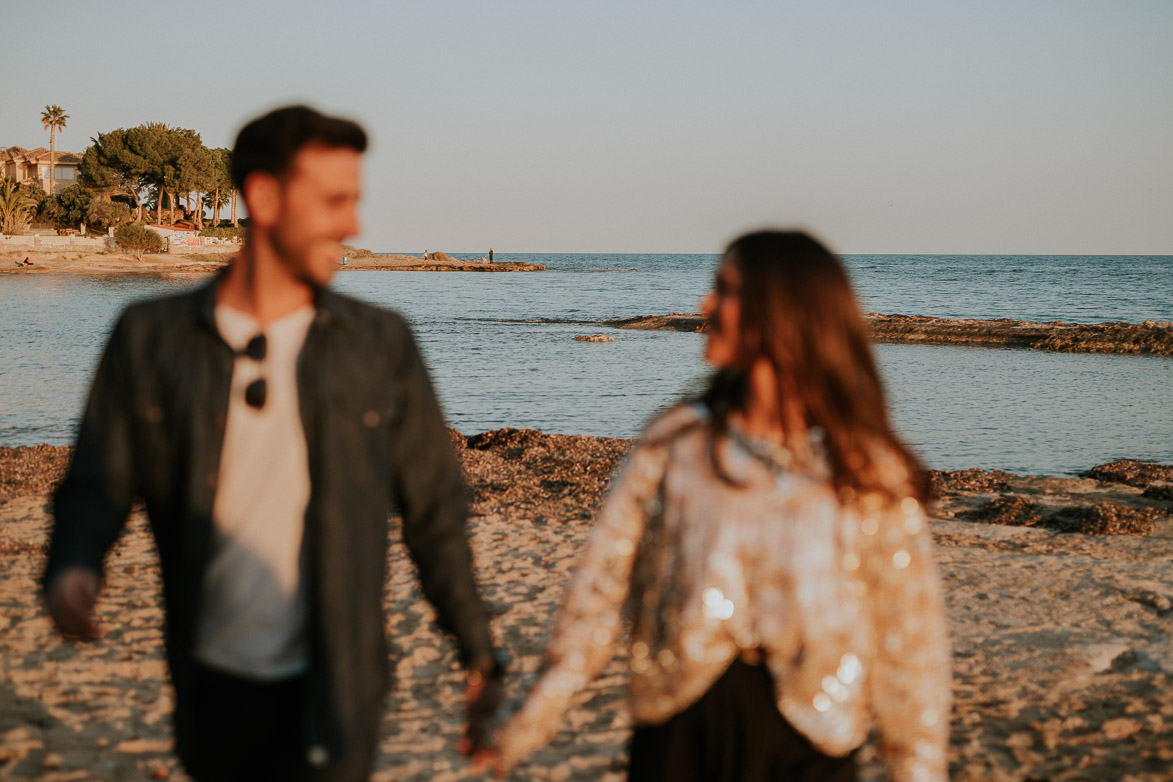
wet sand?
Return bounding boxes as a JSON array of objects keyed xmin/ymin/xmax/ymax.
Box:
[
  {"xmin": 605, "ymin": 313, "xmax": 1173, "ymax": 357},
  {"xmin": 2, "ymin": 436, "xmax": 1172, "ymax": 780}
]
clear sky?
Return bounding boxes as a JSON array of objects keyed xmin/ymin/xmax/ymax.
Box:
[{"xmin": 4, "ymin": 1, "xmax": 1171, "ymax": 254}]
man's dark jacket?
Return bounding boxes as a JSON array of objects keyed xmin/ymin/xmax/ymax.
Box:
[{"xmin": 45, "ymin": 275, "xmax": 496, "ymax": 777}]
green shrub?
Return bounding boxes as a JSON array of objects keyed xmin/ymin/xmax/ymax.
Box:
[
  {"xmin": 115, "ymin": 223, "xmax": 164, "ymax": 254},
  {"xmin": 200, "ymin": 225, "xmax": 245, "ymax": 240},
  {"xmin": 89, "ymin": 200, "xmax": 133, "ymax": 230},
  {"xmin": 48, "ymin": 184, "xmax": 93, "ymax": 230}
]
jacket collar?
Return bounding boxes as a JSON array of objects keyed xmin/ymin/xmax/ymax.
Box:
[{"xmin": 191, "ymin": 266, "xmax": 354, "ymax": 335}]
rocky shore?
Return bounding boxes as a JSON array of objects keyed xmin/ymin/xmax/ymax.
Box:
[
  {"xmin": 2, "ymin": 436, "xmax": 1172, "ymax": 780},
  {"xmin": 604, "ymin": 313, "xmax": 1173, "ymax": 357},
  {"xmin": 339, "ymin": 251, "xmax": 544, "ymax": 272},
  {"xmin": 868, "ymin": 314, "xmax": 1173, "ymax": 357}
]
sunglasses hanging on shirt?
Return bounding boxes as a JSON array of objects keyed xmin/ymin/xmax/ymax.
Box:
[{"xmin": 241, "ymin": 333, "xmax": 267, "ymax": 409}]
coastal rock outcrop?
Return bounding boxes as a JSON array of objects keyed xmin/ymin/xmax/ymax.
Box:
[
  {"xmin": 602, "ymin": 313, "xmax": 1173, "ymax": 356},
  {"xmin": 867, "ymin": 314, "xmax": 1173, "ymax": 357},
  {"xmin": 605, "ymin": 313, "xmax": 708, "ymax": 333},
  {"xmin": 1084, "ymin": 459, "xmax": 1173, "ymax": 501}
]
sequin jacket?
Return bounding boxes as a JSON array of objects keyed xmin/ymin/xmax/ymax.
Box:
[{"xmin": 496, "ymin": 405, "xmax": 951, "ymax": 781}]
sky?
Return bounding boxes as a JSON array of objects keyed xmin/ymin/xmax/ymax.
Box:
[{"xmin": 4, "ymin": 1, "xmax": 1171, "ymax": 254}]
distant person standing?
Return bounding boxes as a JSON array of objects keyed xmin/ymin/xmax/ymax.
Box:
[
  {"xmin": 488, "ymin": 247, "xmax": 494, "ymax": 262},
  {"xmin": 44, "ymin": 104, "xmax": 505, "ymax": 781}
]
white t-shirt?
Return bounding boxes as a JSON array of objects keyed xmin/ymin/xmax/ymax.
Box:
[{"xmin": 194, "ymin": 304, "xmax": 315, "ymax": 680}]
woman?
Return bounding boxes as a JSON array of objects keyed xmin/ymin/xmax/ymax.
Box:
[{"xmin": 492, "ymin": 231, "xmax": 951, "ymax": 781}]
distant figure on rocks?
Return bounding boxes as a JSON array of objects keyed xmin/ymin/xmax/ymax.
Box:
[
  {"xmin": 489, "ymin": 231, "xmax": 951, "ymax": 781},
  {"xmin": 43, "ymin": 104, "xmax": 505, "ymax": 782},
  {"xmin": 488, "ymin": 247, "xmax": 494, "ymax": 262}
]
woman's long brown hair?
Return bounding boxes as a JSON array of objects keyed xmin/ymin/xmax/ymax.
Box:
[{"xmin": 699, "ymin": 230, "xmax": 929, "ymax": 503}]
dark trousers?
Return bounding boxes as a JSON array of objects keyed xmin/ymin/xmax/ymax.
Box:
[
  {"xmin": 186, "ymin": 663, "xmax": 309, "ymax": 782},
  {"xmin": 628, "ymin": 659, "xmax": 858, "ymax": 782}
]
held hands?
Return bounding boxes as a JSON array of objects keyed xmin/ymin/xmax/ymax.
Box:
[
  {"xmin": 460, "ymin": 666, "xmax": 507, "ymax": 777},
  {"xmin": 46, "ymin": 567, "xmax": 102, "ymax": 640}
]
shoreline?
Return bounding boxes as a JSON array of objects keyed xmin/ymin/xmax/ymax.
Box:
[
  {"xmin": 4, "ymin": 440, "xmax": 1169, "ymax": 532},
  {"xmin": 1, "ymin": 434, "xmax": 1171, "ymax": 780},
  {"xmin": 605, "ymin": 313, "xmax": 1173, "ymax": 357},
  {"xmin": 2, "ymin": 249, "xmax": 543, "ymax": 275}
]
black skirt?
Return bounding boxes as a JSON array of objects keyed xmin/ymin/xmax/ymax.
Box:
[{"xmin": 627, "ymin": 658, "xmax": 858, "ymax": 782}]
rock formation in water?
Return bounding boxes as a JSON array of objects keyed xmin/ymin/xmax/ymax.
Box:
[
  {"xmin": 604, "ymin": 313, "xmax": 1173, "ymax": 357},
  {"xmin": 339, "ymin": 251, "xmax": 545, "ymax": 272}
]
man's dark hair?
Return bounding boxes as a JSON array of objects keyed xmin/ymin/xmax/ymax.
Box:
[{"xmin": 231, "ymin": 105, "xmax": 368, "ymax": 191}]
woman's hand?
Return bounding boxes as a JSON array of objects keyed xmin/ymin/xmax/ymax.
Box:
[{"xmin": 460, "ymin": 668, "xmax": 506, "ymax": 771}]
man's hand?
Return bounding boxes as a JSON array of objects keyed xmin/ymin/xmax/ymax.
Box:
[
  {"xmin": 459, "ymin": 668, "xmax": 506, "ymax": 772},
  {"xmin": 46, "ymin": 567, "xmax": 102, "ymax": 640}
]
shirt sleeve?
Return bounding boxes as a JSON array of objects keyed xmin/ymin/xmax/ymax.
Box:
[
  {"xmin": 46, "ymin": 312, "xmax": 139, "ymax": 588},
  {"xmin": 860, "ymin": 495, "xmax": 952, "ymax": 782},
  {"xmin": 387, "ymin": 322, "xmax": 496, "ymax": 671},
  {"xmin": 494, "ymin": 442, "xmax": 667, "ymax": 772}
]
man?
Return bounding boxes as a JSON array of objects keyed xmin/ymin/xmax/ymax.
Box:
[{"xmin": 44, "ymin": 105, "xmax": 504, "ymax": 780}]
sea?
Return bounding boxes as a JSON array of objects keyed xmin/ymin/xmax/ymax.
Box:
[{"xmin": 2, "ymin": 253, "xmax": 1171, "ymax": 476}]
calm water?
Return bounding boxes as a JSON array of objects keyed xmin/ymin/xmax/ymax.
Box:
[{"xmin": 2, "ymin": 254, "xmax": 1171, "ymax": 475}]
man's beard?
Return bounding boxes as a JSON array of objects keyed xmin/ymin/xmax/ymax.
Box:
[{"xmin": 272, "ymin": 231, "xmax": 329, "ymax": 290}]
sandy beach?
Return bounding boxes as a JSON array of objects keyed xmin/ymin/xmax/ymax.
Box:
[
  {"xmin": 1, "ymin": 249, "xmax": 542, "ymax": 276},
  {"xmin": 2, "ymin": 434, "xmax": 1171, "ymax": 781}
]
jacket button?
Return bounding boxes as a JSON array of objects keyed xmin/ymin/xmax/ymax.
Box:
[
  {"xmin": 307, "ymin": 745, "xmax": 329, "ymax": 767},
  {"xmin": 206, "ymin": 472, "xmax": 217, "ymax": 489},
  {"xmin": 362, "ymin": 410, "xmax": 380, "ymax": 428}
]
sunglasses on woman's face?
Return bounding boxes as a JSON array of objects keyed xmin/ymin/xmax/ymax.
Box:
[{"xmin": 241, "ymin": 334, "xmax": 267, "ymax": 409}]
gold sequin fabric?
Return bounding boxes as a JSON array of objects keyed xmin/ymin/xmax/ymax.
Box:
[{"xmin": 496, "ymin": 405, "xmax": 951, "ymax": 781}]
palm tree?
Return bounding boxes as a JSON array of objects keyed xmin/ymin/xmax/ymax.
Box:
[
  {"xmin": 41, "ymin": 105, "xmax": 69, "ymax": 194},
  {"xmin": 0, "ymin": 178, "xmax": 37, "ymax": 234}
]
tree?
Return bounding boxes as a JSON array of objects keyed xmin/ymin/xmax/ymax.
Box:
[
  {"xmin": 202, "ymin": 148, "xmax": 232, "ymax": 227},
  {"xmin": 21, "ymin": 181, "xmax": 49, "ymax": 221},
  {"xmin": 174, "ymin": 141, "xmax": 214, "ymax": 228},
  {"xmin": 41, "ymin": 105, "xmax": 69, "ymax": 193},
  {"xmin": 79, "ymin": 129, "xmax": 145, "ymax": 221},
  {"xmin": 126, "ymin": 123, "xmax": 182, "ymax": 225},
  {"xmin": 89, "ymin": 200, "xmax": 133, "ymax": 230},
  {"xmin": 46, "ymin": 184, "xmax": 94, "ymax": 231},
  {"xmin": 131, "ymin": 124, "xmax": 203, "ymax": 225},
  {"xmin": 0, "ymin": 178, "xmax": 38, "ymax": 234},
  {"xmin": 79, "ymin": 123, "xmax": 200, "ymax": 226}
]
